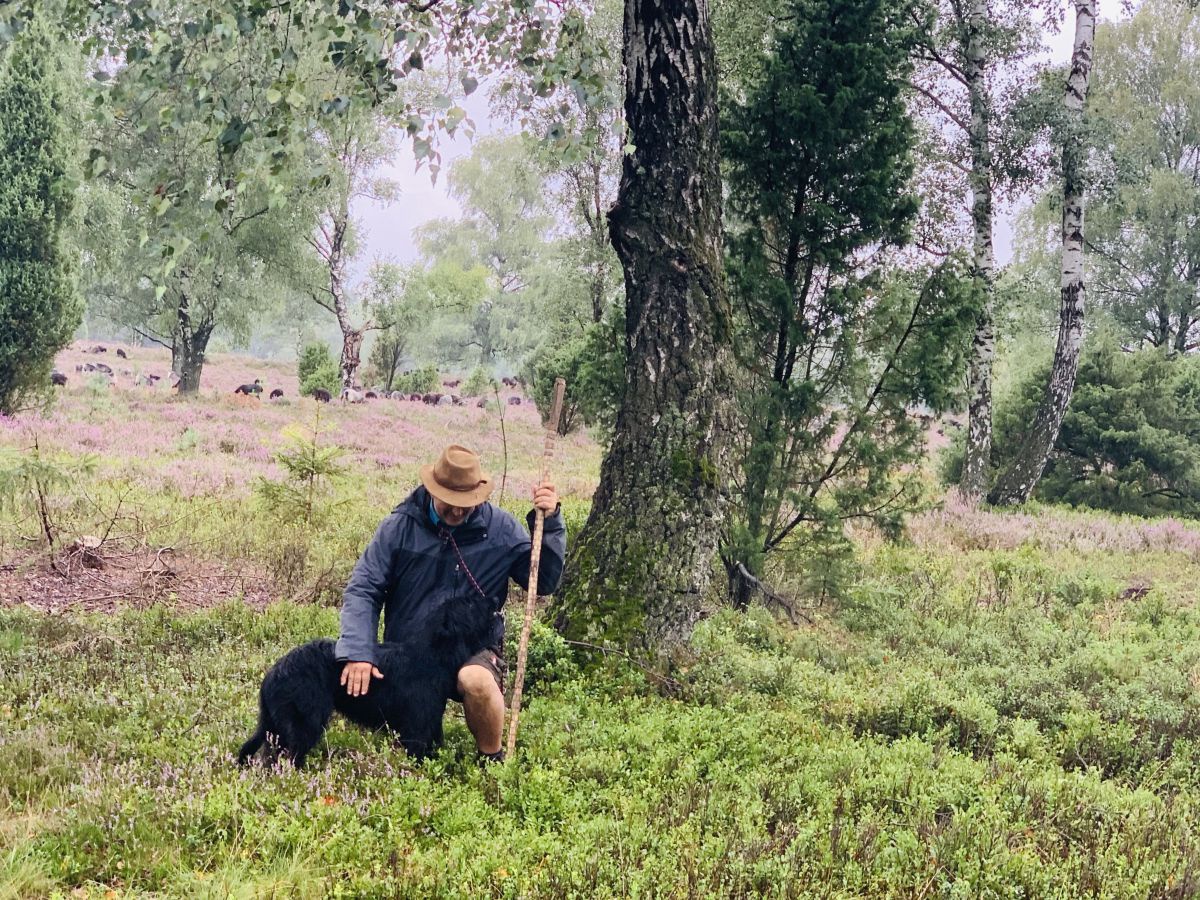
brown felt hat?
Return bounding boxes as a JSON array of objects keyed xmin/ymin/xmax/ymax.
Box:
[{"xmin": 420, "ymin": 444, "xmax": 494, "ymax": 507}]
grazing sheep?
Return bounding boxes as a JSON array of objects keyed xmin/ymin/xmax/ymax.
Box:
[
  {"xmin": 364, "ymin": 391, "xmax": 378, "ymax": 400},
  {"xmin": 409, "ymin": 393, "xmax": 423, "ymax": 402},
  {"xmin": 269, "ymin": 389, "xmax": 284, "ymax": 400},
  {"xmin": 341, "ymin": 387, "xmax": 365, "ymax": 404},
  {"xmin": 451, "ymin": 395, "xmax": 464, "ymax": 406},
  {"xmin": 88, "ymin": 345, "xmax": 107, "ymax": 353},
  {"xmin": 312, "ymin": 388, "xmax": 332, "ymax": 403},
  {"xmin": 507, "ymin": 396, "xmax": 522, "ymax": 406},
  {"xmin": 93, "ymin": 362, "xmax": 114, "ymax": 376},
  {"xmin": 436, "ymin": 394, "xmax": 452, "ymax": 407},
  {"xmin": 421, "ymin": 393, "xmax": 442, "ymax": 405},
  {"xmin": 501, "ymin": 376, "xmax": 517, "ymax": 388},
  {"xmin": 50, "ymin": 372, "xmax": 67, "ymax": 387},
  {"xmin": 476, "ymin": 398, "xmax": 487, "ymax": 408},
  {"xmin": 389, "ymin": 391, "xmax": 404, "ymax": 400},
  {"xmin": 442, "ymin": 379, "xmax": 461, "ymax": 389},
  {"xmin": 115, "ymin": 348, "xmax": 127, "ymax": 359}
]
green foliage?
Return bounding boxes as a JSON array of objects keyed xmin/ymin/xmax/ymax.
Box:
[
  {"xmin": 398, "ymin": 260, "xmax": 493, "ymax": 369},
  {"xmin": 393, "ymin": 365, "xmax": 439, "ymax": 395},
  {"xmin": 505, "ymin": 619, "xmax": 580, "ymax": 695},
  {"xmin": 416, "ymin": 137, "xmax": 556, "ymax": 368},
  {"xmin": 1080, "ymin": 1, "xmax": 1200, "ymax": 352},
  {"xmin": 6, "ymin": 518, "xmax": 1200, "ymax": 894},
  {"xmin": 462, "ymin": 366, "xmax": 494, "ymax": 398},
  {"xmin": 297, "ymin": 343, "xmax": 335, "ymax": 385},
  {"xmin": 977, "ymin": 337, "xmax": 1200, "ymax": 517},
  {"xmin": 0, "ymin": 17, "xmax": 82, "ymax": 414},
  {"xmin": 718, "ymin": 0, "xmax": 977, "ymax": 593},
  {"xmin": 297, "ymin": 343, "xmax": 340, "ymax": 398},
  {"xmin": 254, "ymin": 419, "xmax": 347, "ymax": 527},
  {"xmin": 525, "ymin": 312, "xmax": 624, "ymax": 437},
  {"xmin": 79, "ymin": 13, "xmax": 322, "ymax": 393},
  {"xmin": 0, "ymin": 442, "xmax": 95, "ymax": 556},
  {"xmin": 3, "ymin": 372, "xmax": 1200, "ymax": 893},
  {"xmin": 363, "ymin": 263, "xmax": 430, "ymax": 392}
]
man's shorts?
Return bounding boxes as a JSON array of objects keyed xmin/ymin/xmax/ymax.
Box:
[{"xmin": 450, "ymin": 647, "xmax": 506, "ymax": 702}]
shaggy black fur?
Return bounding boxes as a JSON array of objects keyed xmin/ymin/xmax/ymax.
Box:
[{"xmin": 238, "ymin": 590, "xmax": 494, "ymax": 768}]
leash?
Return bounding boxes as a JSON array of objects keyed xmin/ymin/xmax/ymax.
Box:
[{"xmin": 439, "ymin": 526, "xmax": 491, "ymax": 604}]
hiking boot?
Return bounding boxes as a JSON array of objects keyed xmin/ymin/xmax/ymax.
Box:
[{"xmin": 477, "ymin": 749, "xmax": 506, "ymax": 767}]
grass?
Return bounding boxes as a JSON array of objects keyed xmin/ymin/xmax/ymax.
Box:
[{"xmin": 2, "ymin": 345, "xmax": 1200, "ymax": 896}]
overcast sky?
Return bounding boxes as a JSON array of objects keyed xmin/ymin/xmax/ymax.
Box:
[{"xmin": 349, "ymin": 6, "xmax": 1124, "ymax": 287}]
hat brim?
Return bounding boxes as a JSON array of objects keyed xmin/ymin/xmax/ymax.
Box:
[{"xmin": 420, "ymin": 464, "xmax": 495, "ymax": 507}]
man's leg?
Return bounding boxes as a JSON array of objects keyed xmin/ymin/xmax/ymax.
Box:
[{"xmin": 457, "ymin": 663, "xmax": 504, "ymax": 754}]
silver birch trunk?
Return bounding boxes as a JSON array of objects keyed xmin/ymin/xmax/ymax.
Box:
[
  {"xmin": 552, "ymin": 0, "xmax": 731, "ymax": 655},
  {"xmin": 959, "ymin": 0, "xmax": 996, "ymax": 503},
  {"xmin": 988, "ymin": 0, "xmax": 1096, "ymax": 506},
  {"xmin": 313, "ymin": 190, "xmax": 368, "ymax": 392}
]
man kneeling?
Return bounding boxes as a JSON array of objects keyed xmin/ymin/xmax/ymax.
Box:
[{"xmin": 336, "ymin": 444, "xmax": 565, "ymax": 764}]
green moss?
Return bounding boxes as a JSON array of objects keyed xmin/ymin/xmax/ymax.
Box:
[
  {"xmin": 668, "ymin": 447, "xmax": 719, "ymax": 490},
  {"xmin": 552, "ymin": 525, "xmax": 653, "ymax": 649}
]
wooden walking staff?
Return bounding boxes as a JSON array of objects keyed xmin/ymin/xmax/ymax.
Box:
[{"xmin": 506, "ymin": 376, "xmax": 566, "ymax": 758}]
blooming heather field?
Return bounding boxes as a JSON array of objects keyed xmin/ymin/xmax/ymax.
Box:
[
  {"xmin": 7, "ymin": 341, "xmax": 602, "ymax": 501},
  {"xmin": 0, "ymin": 342, "xmax": 601, "ymax": 614}
]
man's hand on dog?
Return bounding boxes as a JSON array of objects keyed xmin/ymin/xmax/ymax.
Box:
[
  {"xmin": 532, "ymin": 479, "xmax": 558, "ymax": 514},
  {"xmin": 341, "ymin": 661, "xmax": 384, "ymax": 697}
]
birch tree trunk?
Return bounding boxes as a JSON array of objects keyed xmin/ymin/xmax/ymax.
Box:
[
  {"xmin": 959, "ymin": 0, "xmax": 997, "ymax": 503},
  {"xmin": 988, "ymin": 0, "xmax": 1096, "ymax": 506},
  {"xmin": 171, "ymin": 274, "xmax": 214, "ymax": 394},
  {"xmin": 311, "ymin": 191, "xmax": 370, "ymax": 392},
  {"xmin": 552, "ymin": 0, "xmax": 731, "ymax": 655}
]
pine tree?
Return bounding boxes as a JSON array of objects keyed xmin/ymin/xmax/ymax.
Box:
[{"xmin": 0, "ymin": 19, "xmax": 82, "ymax": 414}]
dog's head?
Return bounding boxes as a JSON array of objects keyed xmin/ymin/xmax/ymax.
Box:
[{"xmin": 434, "ymin": 591, "xmax": 496, "ymax": 651}]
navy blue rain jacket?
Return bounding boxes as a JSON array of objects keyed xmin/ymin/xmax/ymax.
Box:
[{"xmin": 335, "ymin": 485, "xmax": 567, "ymax": 665}]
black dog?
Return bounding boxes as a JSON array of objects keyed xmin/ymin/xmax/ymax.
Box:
[{"xmin": 238, "ymin": 591, "xmax": 495, "ymax": 768}]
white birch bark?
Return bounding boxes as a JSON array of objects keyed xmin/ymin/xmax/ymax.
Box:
[
  {"xmin": 989, "ymin": 0, "xmax": 1096, "ymax": 506},
  {"xmin": 960, "ymin": 0, "xmax": 997, "ymax": 503}
]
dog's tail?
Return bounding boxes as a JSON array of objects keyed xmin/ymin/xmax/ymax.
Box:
[
  {"xmin": 238, "ymin": 697, "xmax": 269, "ymax": 766},
  {"xmin": 237, "ymin": 724, "xmax": 266, "ymax": 766}
]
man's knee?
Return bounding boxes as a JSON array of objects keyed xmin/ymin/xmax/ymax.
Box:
[{"xmin": 457, "ymin": 664, "xmax": 500, "ymax": 701}]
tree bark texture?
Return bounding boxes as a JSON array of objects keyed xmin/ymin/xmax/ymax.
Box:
[
  {"xmin": 172, "ymin": 287, "xmax": 213, "ymax": 394},
  {"xmin": 552, "ymin": 0, "xmax": 731, "ymax": 655},
  {"xmin": 959, "ymin": 0, "xmax": 997, "ymax": 504},
  {"xmin": 988, "ymin": 0, "xmax": 1096, "ymax": 506}
]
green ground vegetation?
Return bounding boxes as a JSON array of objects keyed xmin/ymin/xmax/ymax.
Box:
[{"xmin": 3, "ymin": 518, "xmax": 1200, "ymax": 896}]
